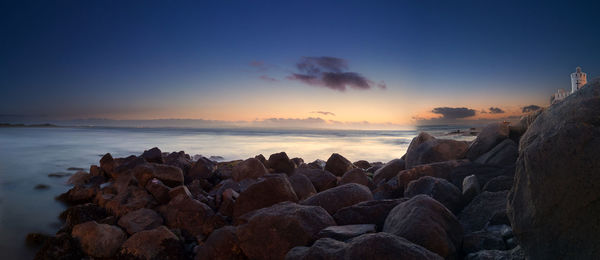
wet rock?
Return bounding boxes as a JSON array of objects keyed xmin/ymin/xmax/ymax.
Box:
[
  {"xmin": 119, "ymin": 225, "xmax": 185, "ymax": 260},
  {"xmin": 34, "ymin": 184, "xmax": 49, "ymax": 190},
  {"xmin": 233, "ymin": 175, "xmax": 298, "ymax": 218},
  {"xmin": 324, "ymin": 153, "xmax": 355, "ymax": 177},
  {"xmin": 236, "ymin": 202, "xmax": 335, "ymax": 260},
  {"xmin": 383, "ymin": 195, "xmax": 463, "ymax": 258},
  {"xmin": 508, "ymin": 80, "xmax": 600, "ymax": 259},
  {"xmin": 316, "ymin": 224, "xmax": 376, "ymax": 241},
  {"xmin": 482, "ymin": 175, "xmax": 513, "ymax": 192},
  {"xmin": 67, "ymin": 167, "xmax": 85, "ymax": 171},
  {"xmin": 195, "ymin": 226, "xmax": 245, "ymax": 260},
  {"xmin": 462, "ymin": 174, "xmax": 481, "ymax": 203},
  {"xmin": 268, "ymin": 152, "xmax": 296, "ymax": 174},
  {"xmin": 25, "ymin": 233, "xmax": 52, "ymax": 246},
  {"xmin": 66, "ymin": 171, "xmax": 90, "ymax": 186},
  {"xmin": 372, "ymin": 158, "xmax": 405, "ymax": 185},
  {"xmin": 231, "ymin": 157, "xmax": 268, "ymax": 182},
  {"xmin": 405, "ymin": 137, "xmax": 469, "ymax": 169},
  {"xmin": 474, "ymin": 139, "xmax": 518, "ymax": 166},
  {"xmin": 59, "ymin": 203, "xmax": 109, "ymax": 231},
  {"xmin": 460, "ymin": 191, "xmax": 509, "ymax": 233},
  {"xmin": 187, "ymin": 156, "xmax": 216, "ymax": 183},
  {"xmin": 71, "ymin": 221, "xmax": 126, "ymax": 258},
  {"xmin": 118, "ymin": 208, "xmax": 163, "ymax": 235},
  {"xmin": 404, "ymin": 176, "xmax": 462, "ymax": 214},
  {"xmin": 466, "ymin": 122, "xmax": 510, "ymax": 161},
  {"xmin": 301, "ymin": 183, "xmax": 373, "ymax": 215},
  {"xmin": 163, "ymin": 193, "xmax": 223, "ymax": 238},
  {"xmin": 333, "ymin": 199, "xmax": 406, "ymax": 228},
  {"xmin": 352, "ymin": 160, "xmax": 371, "ymax": 169},
  {"xmin": 287, "ymin": 173, "xmax": 317, "ymax": 200},
  {"xmin": 338, "ymin": 168, "xmax": 369, "ymax": 187},
  {"xmin": 141, "ymin": 147, "xmax": 164, "ymax": 164},
  {"xmin": 145, "ymin": 178, "xmax": 171, "ymax": 204},
  {"xmin": 294, "ymin": 168, "xmax": 337, "ymax": 192},
  {"xmin": 34, "ymin": 233, "xmax": 84, "ymax": 260},
  {"xmin": 48, "ymin": 172, "xmax": 72, "ymax": 178}
]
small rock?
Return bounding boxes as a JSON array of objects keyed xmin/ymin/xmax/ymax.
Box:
[
  {"xmin": 268, "ymin": 152, "xmax": 296, "ymax": 174},
  {"xmin": 352, "ymin": 160, "xmax": 371, "ymax": 169},
  {"xmin": 34, "ymin": 184, "xmax": 49, "ymax": 190},
  {"xmin": 316, "ymin": 224, "xmax": 376, "ymax": 241},
  {"xmin": 462, "ymin": 174, "xmax": 481, "ymax": 203},
  {"xmin": 231, "ymin": 158, "xmax": 269, "ymax": 182}
]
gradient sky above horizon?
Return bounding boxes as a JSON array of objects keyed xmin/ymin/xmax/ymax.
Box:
[{"xmin": 1, "ymin": 0, "xmax": 599, "ymax": 127}]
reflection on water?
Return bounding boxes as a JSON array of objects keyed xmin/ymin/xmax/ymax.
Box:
[{"xmin": 0, "ymin": 126, "xmax": 474, "ymax": 259}]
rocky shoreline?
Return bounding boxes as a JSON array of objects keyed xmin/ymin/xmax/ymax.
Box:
[{"xmin": 28, "ymin": 80, "xmax": 600, "ymax": 259}]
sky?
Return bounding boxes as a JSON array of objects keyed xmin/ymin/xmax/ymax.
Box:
[{"xmin": 1, "ymin": 0, "xmax": 599, "ymax": 128}]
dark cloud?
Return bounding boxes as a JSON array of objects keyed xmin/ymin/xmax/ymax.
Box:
[
  {"xmin": 310, "ymin": 111, "xmax": 335, "ymax": 116},
  {"xmin": 287, "ymin": 56, "xmax": 384, "ymax": 91},
  {"xmin": 259, "ymin": 75, "xmax": 278, "ymax": 82},
  {"xmin": 522, "ymin": 105, "xmax": 542, "ymax": 113},
  {"xmin": 488, "ymin": 107, "xmax": 505, "ymax": 114},
  {"xmin": 431, "ymin": 107, "xmax": 476, "ymax": 119}
]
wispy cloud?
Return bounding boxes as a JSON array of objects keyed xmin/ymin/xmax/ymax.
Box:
[
  {"xmin": 287, "ymin": 56, "xmax": 385, "ymax": 91},
  {"xmin": 431, "ymin": 107, "xmax": 476, "ymax": 119},
  {"xmin": 310, "ymin": 111, "xmax": 335, "ymax": 116},
  {"xmin": 259, "ymin": 75, "xmax": 278, "ymax": 82},
  {"xmin": 488, "ymin": 107, "xmax": 505, "ymax": 114},
  {"xmin": 522, "ymin": 105, "xmax": 542, "ymax": 113}
]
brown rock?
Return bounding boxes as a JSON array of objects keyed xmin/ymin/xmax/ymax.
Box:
[
  {"xmin": 231, "ymin": 157, "xmax": 269, "ymax": 181},
  {"xmin": 352, "ymin": 160, "xmax": 371, "ymax": 169},
  {"xmin": 405, "ymin": 138, "xmax": 469, "ymax": 169},
  {"xmin": 71, "ymin": 221, "xmax": 126, "ymax": 258},
  {"xmin": 397, "ymin": 160, "xmax": 469, "ymax": 192},
  {"xmin": 287, "ymin": 173, "xmax": 317, "ymax": 200},
  {"xmin": 188, "ymin": 156, "xmax": 216, "ymax": 182},
  {"xmin": 466, "ymin": 122, "xmax": 510, "ymax": 160},
  {"xmin": 324, "ymin": 153, "xmax": 355, "ymax": 177},
  {"xmin": 133, "ymin": 163, "xmax": 184, "ymax": 188},
  {"xmin": 333, "ymin": 199, "xmax": 406, "ymax": 228},
  {"xmin": 301, "ymin": 183, "xmax": 373, "ymax": 215},
  {"xmin": 294, "ymin": 168, "xmax": 337, "ymax": 192},
  {"xmin": 372, "ymin": 159, "xmax": 405, "ymax": 185},
  {"xmin": 145, "ymin": 178, "xmax": 171, "ymax": 204},
  {"xmin": 141, "ymin": 147, "xmax": 163, "ymax": 164},
  {"xmin": 117, "ymin": 208, "xmax": 163, "ymax": 235},
  {"xmin": 233, "ymin": 175, "xmax": 298, "ymax": 218},
  {"xmin": 59, "ymin": 203, "xmax": 109, "ymax": 231},
  {"xmin": 163, "ymin": 193, "xmax": 223, "ymax": 238},
  {"xmin": 268, "ymin": 152, "xmax": 295, "ymax": 174},
  {"xmin": 119, "ymin": 225, "xmax": 185, "ymax": 260},
  {"xmin": 195, "ymin": 226, "xmax": 245, "ymax": 260},
  {"xmin": 66, "ymin": 171, "xmax": 91, "ymax": 186},
  {"xmin": 168, "ymin": 185, "xmax": 192, "ymax": 199},
  {"xmin": 338, "ymin": 168, "xmax": 369, "ymax": 187}
]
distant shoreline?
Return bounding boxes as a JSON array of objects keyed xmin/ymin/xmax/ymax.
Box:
[{"xmin": 0, "ymin": 123, "xmax": 58, "ymax": 128}]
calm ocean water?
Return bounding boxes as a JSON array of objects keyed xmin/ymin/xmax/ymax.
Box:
[{"xmin": 0, "ymin": 125, "xmax": 474, "ymax": 259}]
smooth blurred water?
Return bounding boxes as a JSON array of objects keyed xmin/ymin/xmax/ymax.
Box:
[{"xmin": 0, "ymin": 126, "xmax": 474, "ymax": 259}]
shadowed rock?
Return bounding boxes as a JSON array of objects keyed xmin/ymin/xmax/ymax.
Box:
[
  {"xmin": 71, "ymin": 221, "xmax": 126, "ymax": 258},
  {"xmin": 405, "ymin": 137, "xmax": 469, "ymax": 169},
  {"xmin": 460, "ymin": 191, "xmax": 509, "ymax": 234},
  {"xmin": 301, "ymin": 183, "xmax": 373, "ymax": 215},
  {"xmin": 141, "ymin": 147, "xmax": 163, "ymax": 164},
  {"xmin": 288, "ymin": 173, "xmax": 317, "ymax": 200},
  {"xmin": 195, "ymin": 226, "xmax": 245, "ymax": 260},
  {"xmin": 333, "ymin": 199, "xmax": 406, "ymax": 228},
  {"xmin": 474, "ymin": 139, "xmax": 518, "ymax": 166},
  {"xmin": 117, "ymin": 208, "xmax": 163, "ymax": 235},
  {"xmin": 404, "ymin": 176, "xmax": 462, "ymax": 214},
  {"xmin": 466, "ymin": 122, "xmax": 510, "ymax": 161},
  {"xmin": 232, "ymin": 157, "xmax": 269, "ymax": 181},
  {"xmin": 324, "ymin": 153, "xmax": 355, "ymax": 177},
  {"xmin": 268, "ymin": 152, "xmax": 295, "ymax": 174},
  {"xmin": 373, "ymin": 159, "xmax": 405, "ymax": 185},
  {"xmin": 119, "ymin": 225, "xmax": 184, "ymax": 260},
  {"xmin": 316, "ymin": 224, "xmax": 376, "ymax": 241},
  {"xmin": 233, "ymin": 175, "xmax": 298, "ymax": 218},
  {"xmin": 338, "ymin": 168, "xmax": 369, "ymax": 187},
  {"xmin": 294, "ymin": 168, "xmax": 337, "ymax": 192}
]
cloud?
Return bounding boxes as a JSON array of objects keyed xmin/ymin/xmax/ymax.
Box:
[
  {"xmin": 488, "ymin": 107, "xmax": 505, "ymax": 114},
  {"xmin": 522, "ymin": 105, "xmax": 542, "ymax": 113},
  {"xmin": 287, "ymin": 56, "xmax": 384, "ymax": 91},
  {"xmin": 431, "ymin": 107, "xmax": 476, "ymax": 119},
  {"xmin": 259, "ymin": 75, "xmax": 278, "ymax": 82},
  {"xmin": 249, "ymin": 60, "xmax": 269, "ymax": 72},
  {"xmin": 310, "ymin": 111, "xmax": 335, "ymax": 116}
]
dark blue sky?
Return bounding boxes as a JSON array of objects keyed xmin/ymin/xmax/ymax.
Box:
[{"xmin": 1, "ymin": 0, "xmax": 599, "ymax": 125}]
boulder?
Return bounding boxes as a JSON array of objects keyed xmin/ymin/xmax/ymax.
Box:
[
  {"xmin": 236, "ymin": 202, "xmax": 336, "ymax": 260},
  {"xmin": 215, "ymin": 160, "xmax": 243, "ymax": 179},
  {"xmin": 372, "ymin": 159, "xmax": 405, "ymax": 185},
  {"xmin": 482, "ymin": 175, "xmax": 513, "ymax": 192},
  {"xmin": 316, "ymin": 224, "xmax": 376, "ymax": 241},
  {"xmin": 57, "ymin": 184, "xmax": 98, "ymax": 204},
  {"xmin": 287, "ymin": 173, "xmax": 317, "ymax": 200},
  {"xmin": 34, "ymin": 233, "xmax": 84, "ymax": 260},
  {"xmin": 333, "ymin": 199, "xmax": 406, "ymax": 228},
  {"xmin": 141, "ymin": 147, "xmax": 163, "ymax": 164},
  {"xmin": 145, "ymin": 178, "xmax": 171, "ymax": 204},
  {"xmin": 338, "ymin": 168, "xmax": 369, "ymax": 187},
  {"xmin": 474, "ymin": 139, "xmax": 518, "ymax": 166},
  {"xmin": 231, "ymin": 158, "xmax": 269, "ymax": 181},
  {"xmin": 291, "ymin": 157, "xmax": 305, "ymax": 167},
  {"xmin": 66, "ymin": 171, "xmax": 91, "ymax": 186},
  {"xmin": 164, "ymin": 151, "xmax": 194, "ymax": 177},
  {"xmin": 285, "ymin": 237, "xmax": 346, "ymax": 260},
  {"xmin": 187, "ymin": 156, "xmax": 216, "ymax": 182},
  {"xmin": 397, "ymin": 160, "xmax": 469, "ymax": 191},
  {"xmin": 254, "ymin": 154, "xmax": 269, "ymax": 168},
  {"xmin": 100, "ymin": 153, "xmax": 116, "ymax": 176},
  {"xmin": 508, "ymin": 80, "xmax": 600, "ymax": 260},
  {"xmin": 168, "ymin": 185, "xmax": 192, "ymax": 199},
  {"xmin": 460, "ymin": 191, "xmax": 509, "ymax": 233},
  {"xmin": 462, "ymin": 174, "xmax": 481, "ymax": 203},
  {"xmin": 306, "ymin": 159, "xmax": 326, "ymax": 169},
  {"xmin": 383, "ymin": 195, "xmax": 463, "ymax": 258},
  {"xmin": 233, "ymin": 175, "xmax": 298, "ymax": 218},
  {"xmin": 119, "ymin": 225, "xmax": 185, "ymax": 260},
  {"xmin": 71, "ymin": 221, "xmax": 126, "ymax": 258},
  {"xmin": 195, "ymin": 226, "xmax": 245, "ymax": 260},
  {"xmin": 294, "ymin": 168, "xmax": 337, "ymax": 192},
  {"xmin": 117, "ymin": 208, "xmax": 163, "ymax": 235},
  {"xmin": 59, "ymin": 203, "xmax": 109, "ymax": 231},
  {"xmin": 96, "ymin": 183, "xmax": 156, "ymax": 217},
  {"xmin": 163, "ymin": 193, "xmax": 223, "ymax": 238},
  {"xmin": 405, "ymin": 138, "xmax": 469, "ymax": 169},
  {"xmin": 372, "ymin": 177, "xmax": 403, "ymax": 200},
  {"xmin": 324, "ymin": 153, "xmax": 355, "ymax": 177},
  {"xmin": 404, "ymin": 176, "xmax": 462, "ymax": 214},
  {"xmin": 462, "ymin": 230, "xmax": 506, "ymax": 255},
  {"xmin": 465, "ymin": 246, "xmax": 525, "ymax": 260},
  {"xmin": 352, "ymin": 160, "xmax": 371, "ymax": 169},
  {"xmin": 268, "ymin": 152, "xmax": 295, "ymax": 174},
  {"xmin": 466, "ymin": 122, "xmax": 510, "ymax": 160},
  {"xmin": 301, "ymin": 183, "xmax": 373, "ymax": 215},
  {"xmin": 405, "ymin": 132, "xmax": 436, "ymax": 156},
  {"xmin": 133, "ymin": 163, "xmax": 184, "ymax": 188}
]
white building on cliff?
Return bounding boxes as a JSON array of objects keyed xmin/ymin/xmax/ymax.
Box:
[{"xmin": 551, "ymin": 67, "xmax": 587, "ymax": 104}]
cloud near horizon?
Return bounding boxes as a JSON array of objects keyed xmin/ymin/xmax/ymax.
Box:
[
  {"xmin": 310, "ymin": 111, "xmax": 335, "ymax": 116},
  {"xmin": 488, "ymin": 107, "xmax": 505, "ymax": 114},
  {"xmin": 431, "ymin": 107, "xmax": 476, "ymax": 119},
  {"xmin": 522, "ymin": 105, "xmax": 542, "ymax": 113},
  {"xmin": 287, "ymin": 56, "xmax": 386, "ymax": 91}
]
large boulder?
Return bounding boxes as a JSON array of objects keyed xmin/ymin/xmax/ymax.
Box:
[
  {"xmin": 231, "ymin": 157, "xmax": 269, "ymax": 181},
  {"xmin": 287, "ymin": 173, "xmax": 317, "ymax": 200},
  {"xmin": 268, "ymin": 152, "xmax": 295, "ymax": 174},
  {"xmin": 324, "ymin": 153, "xmax": 355, "ymax": 177},
  {"xmin": 460, "ymin": 191, "xmax": 509, "ymax": 233},
  {"xmin": 34, "ymin": 233, "xmax": 84, "ymax": 260},
  {"xmin": 119, "ymin": 225, "xmax": 184, "ymax": 259},
  {"xmin": 404, "ymin": 176, "xmax": 462, "ymax": 214},
  {"xmin": 195, "ymin": 226, "xmax": 245, "ymax": 260},
  {"xmin": 187, "ymin": 156, "xmax": 216, "ymax": 182},
  {"xmin": 301, "ymin": 183, "xmax": 373, "ymax": 215},
  {"xmin": 448, "ymin": 162, "xmax": 513, "ymax": 190},
  {"xmin": 508, "ymin": 80, "xmax": 600, "ymax": 259},
  {"xmin": 117, "ymin": 208, "xmax": 163, "ymax": 235},
  {"xmin": 405, "ymin": 137, "xmax": 469, "ymax": 169},
  {"xmin": 383, "ymin": 195, "xmax": 463, "ymax": 258},
  {"xmin": 164, "ymin": 151, "xmax": 194, "ymax": 177},
  {"xmin": 372, "ymin": 177, "xmax": 403, "ymax": 200},
  {"xmin": 96, "ymin": 182, "xmax": 157, "ymax": 217},
  {"xmin": 141, "ymin": 147, "xmax": 163, "ymax": 164},
  {"xmin": 372, "ymin": 159, "xmax": 405, "ymax": 185},
  {"xmin": 133, "ymin": 163, "xmax": 184, "ymax": 188},
  {"xmin": 59, "ymin": 203, "xmax": 109, "ymax": 231},
  {"xmin": 233, "ymin": 175, "xmax": 298, "ymax": 218},
  {"xmin": 474, "ymin": 139, "xmax": 518, "ymax": 166},
  {"xmin": 236, "ymin": 202, "xmax": 336, "ymax": 260},
  {"xmin": 338, "ymin": 168, "xmax": 370, "ymax": 187},
  {"xmin": 466, "ymin": 122, "xmax": 510, "ymax": 160},
  {"xmin": 162, "ymin": 193, "xmax": 223, "ymax": 238},
  {"xmin": 333, "ymin": 199, "xmax": 406, "ymax": 229},
  {"xmin": 294, "ymin": 168, "xmax": 337, "ymax": 192},
  {"xmin": 405, "ymin": 132, "xmax": 436, "ymax": 156},
  {"xmin": 397, "ymin": 160, "xmax": 469, "ymax": 192},
  {"xmin": 71, "ymin": 221, "xmax": 126, "ymax": 258}
]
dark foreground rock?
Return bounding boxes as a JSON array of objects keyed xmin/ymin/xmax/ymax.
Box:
[
  {"xmin": 195, "ymin": 226, "xmax": 245, "ymax": 260},
  {"xmin": 404, "ymin": 176, "xmax": 462, "ymax": 214},
  {"xmin": 333, "ymin": 199, "xmax": 406, "ymax": 229},
  {"xmin": 324, "ymin": 153, "xmax": 355, "ymax": 177},
  {"xmin": 71, "ymin": 221, "xmax": 126, "ymax": 258},
  {"xmin": 233, "ymin": 175, "xmax": 298, "ymax": 218},
  {"xmin": 316, "ymin": 224, "xmax": 376, "ymax": 241},
  {"xmin": 301, "ymin": 183, "xmax": 373, "ymax": 215},
  {"xmin": 508, "ymin": 80, "xmax": 600, "ymax": 259},
  {"xmin": 118, "ymin": 225, "xmax": 185, "ymax": 260},
  {"xmin": 460, "ymin": 191, "xmax": 509, "ymax": 233}
]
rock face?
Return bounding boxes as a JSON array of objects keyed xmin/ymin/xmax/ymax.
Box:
[
  {"xmin": 71, "ymin": 221, "xmax": 126, "ymax": 258},
  {"xmin": 460, "ymin": 191, "xmax": 509, "ymax": 234},
  {"xmin": 338, "ymin": 168, "xmax": 370, "ymax": 187},
  {"xmin": 287, "ymin": 173, "xmax": 317, "ymax": 200},
  {"xmin": 405, "ymin": 137, "xmax": 469, "ymax": 169},
  {"xmin": 372, "ymin": 159, "xmax": 405, "ymax": 185},
  {"xmin": 294, "ymin": 168, "xmax": 337, "ymax": 192},
  {"xmin": 119, "ymin": 225, "xmax": 184, "ymax": 260},
  {"xmin": 286, "ymin": 233, "xmax": 443, "ymax": 260},
  {"xmin": 268, "ymin": 152, "xmax": 295, "ymax": 174},
  {"xmin": 117, "ymin": 208, "xmax": 163, "ymax": 235},
  {"xmin": 324, "ymin": 153, "xmax": 355, "ymax": 177},
  {"xmin": 404, "ymin": 176, "xmax": 462, "ymax": 214},
  {"xmin": 474, "ymin": 139, "xmax": 518, "ymax": 166},
  {"xmin": 333, "ymin": 199, "xmax": 406, "ymax": 228},
  {"xmin": 233, "ymin": 175, "xmax": 298, "ymax": 218},
  {"xmin": 466, "ymin": 122, "xmax": 510, "ymax": 160},
  {"xmin": 236, "ymin": 202, "xmax": 336, "ymax": 260},
  {"xmin": 232, "ymin": 157, "xmax": 269, "ymax": 181},
  {"xmin": 383, "ymin": 195, "xmax": 463, "ymax": 258},
  {"xmin": 195, "ymin": 226, "xmax": 245, "ymax": 260},
  {"xmin": 301, "ymin": 183, "xmax": 373, "ymax": 215},
  {"xmin": 508, "ymin": 80, "xmax": 600, "ymax": 259}
]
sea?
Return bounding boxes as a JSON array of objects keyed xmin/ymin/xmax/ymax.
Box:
[{"xmin": 0, "ymin": 125, "xmax": 476, "ymax": 259}]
